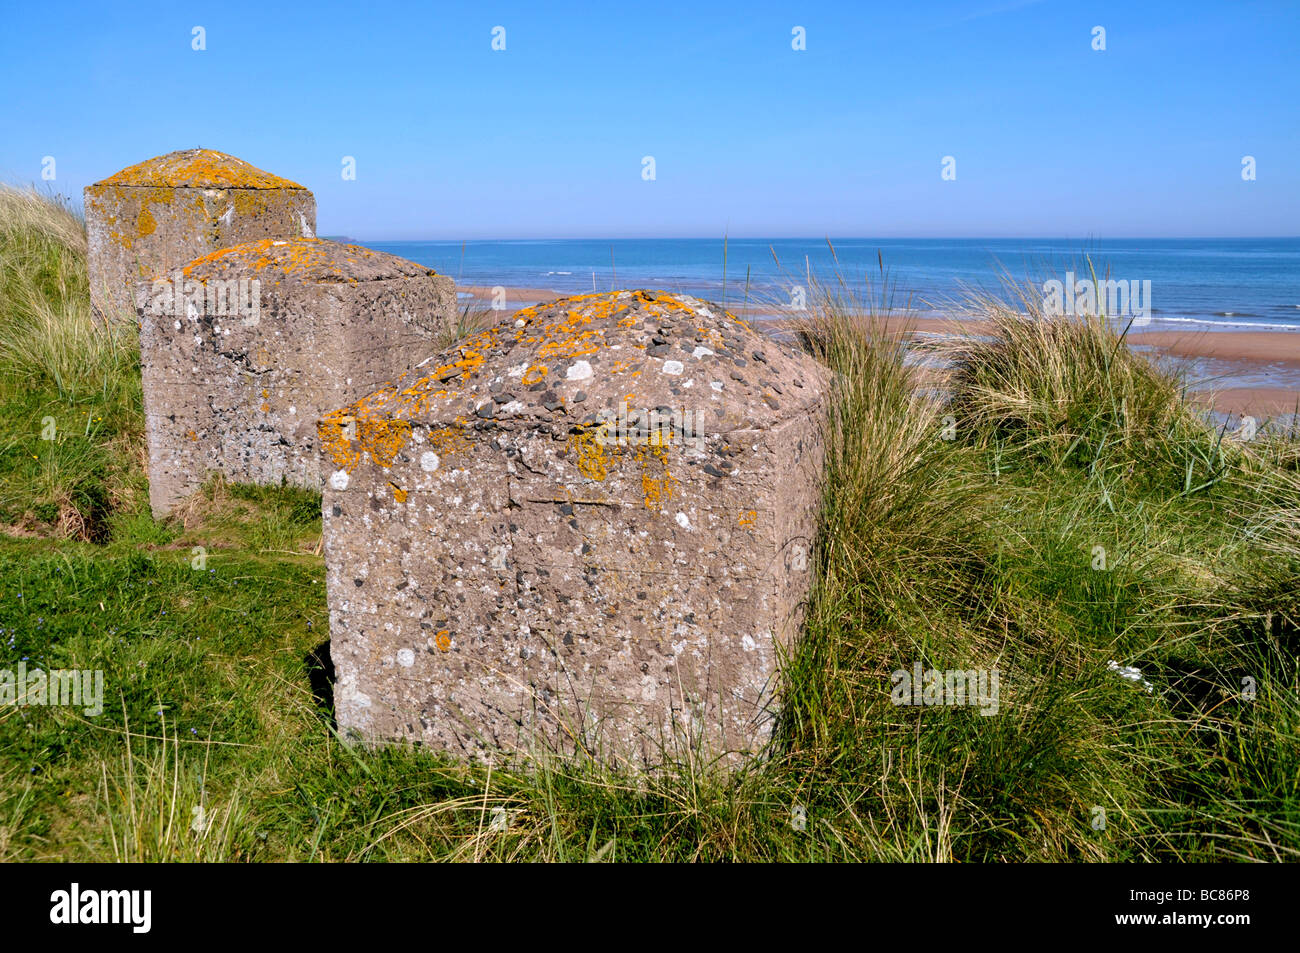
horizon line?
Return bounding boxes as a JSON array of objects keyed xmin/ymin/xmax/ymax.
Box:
[{"xmin": 333, "ymin": 234, "xmax": 1300, "ymax": 243}]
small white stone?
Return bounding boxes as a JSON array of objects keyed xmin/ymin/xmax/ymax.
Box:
[
  {"xmin": 675, "ymin": 512, "xmax": 691, "ymax": 529},
  {"xmin": 662, "ymin": 360, "xmax": 684, "ymax": 375},
  {"xmin": 420, "ymin": 452, "xmax": 440, "ymax": 472},
  {"xmin": 567, "ymin": 360, "xmax": 593, "ymax": 381},
  {"xmin": 693, "ymin": 346, "xmax": 714, "ymax": 359},
  {"xmin": 328, "ymin": 470, "xmax": 350, "ymax": 490},
  {"xmin": 396, "ymin": 648, "xmax": 415, "ymax": 668},
  {"xmin": 173, "ymin": 320, "xmax": 181, "ymax": 330},
  {"xmin": 711, "ymin": 381, "xmax": 723, "ymax": 392}
]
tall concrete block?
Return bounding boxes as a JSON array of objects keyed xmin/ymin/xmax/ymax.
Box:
[
  {"xmin": 140, "ymin": 237, "xmax": 456, "ymax": 517},
  {"xmin": 319, "ymin": 290, "xmax": 829, "ymax": 770},
  {"xmin": 85, "ymin": 149, "xmax": 315, "ymax": 323}
]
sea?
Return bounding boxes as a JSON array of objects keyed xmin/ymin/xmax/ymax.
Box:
[{"xmin": 362, "ymin": 237, "xmax": 1300, "ymax": 333}]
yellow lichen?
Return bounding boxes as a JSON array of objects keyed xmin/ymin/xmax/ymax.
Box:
[
  {"xmin": 97, "ymin": 149, "xmax": 307, "ymax": 190},
  {"xmin": 181, "ymin": 237, "xmax": 396, "ymax": 280},
  {"xmin": 636, "ymin": 443, "xmax": 678, "ymax": 511},
  {"xmin": 567, "ymin": 427, "xmax": 611, "ymax": 481}
]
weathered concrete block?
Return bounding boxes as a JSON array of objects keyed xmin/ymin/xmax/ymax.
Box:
[
  {"xmin": 319, "ymin": 290, "xmax": 829, "ymax": 770},
  {"xmin": 140, "ymin": 237, "xmax": 456, "ymax": 517},
  {"xmin": 85, "ymin": 149, "xmax": 315, "ymax": 323}
]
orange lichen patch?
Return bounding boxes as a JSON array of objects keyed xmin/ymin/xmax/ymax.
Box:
[
  {"xmin": 358, "ymin": 418, "xmax": 411, "ymax": 468},
  {"xmin": 317, "ymin": 405, "xmax": 412, "ymax": 472},
  {"xmin": 522, "ymin": 364, "xmax": 548, "ymax": 386},
  {"xmin": 424, "ymin": 426, "xmax": 473, "ymax": 456},
  {"xmin": 738, "ymin": 509, "xmax": 757, "ymax": 527},
  {"xmin": 318, "ymin": 413, "xmax": 361, "ymax": 470},
  {"xmin": 136, "ymin": 207, "xmax": 157, "ymax": 237},
  {"xmin": 567, "ymin": 427, "xmax": 612, "ymax": 481},
  {"xmin": 180, "ymin": 237, "xmax": 388, "ymax": 280},
  {"xmin": 186, "ymin": 429, "xmax": 198, "ymax": 442},
  {"xmin": 390, "ymin": 483, "xmax": 408, "ymax": 503},
  {"xmin": 566, "ymin": 426, "xmax": 680, "ymax": 512},
  {"xmin": 97, "ymin": 149, "xmax": 306, "ymax": 190},
  {"xmin": 636, "ymin": 444, "xmax": 678, "ymax": 511},
  {"xmin": 434, "ymin": 630, "xmax": 451, "ymax": 652}
]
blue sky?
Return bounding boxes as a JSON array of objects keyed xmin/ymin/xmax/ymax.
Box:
[{"xmin": 1, "ymin": 0, "xmax": 1295, "ymax": 238}]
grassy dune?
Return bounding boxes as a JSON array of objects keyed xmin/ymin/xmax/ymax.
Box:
[{"xmin": 0, "ymin": 188, "xmax": 1296, "ymax": 861}]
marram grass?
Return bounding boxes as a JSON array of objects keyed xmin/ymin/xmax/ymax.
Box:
[{"xmin": 0, "ymin": 189, "xmax": 1295, "ymax": 861}]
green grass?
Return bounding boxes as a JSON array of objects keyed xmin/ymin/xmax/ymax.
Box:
[{"xmin": 0, "ymin": 189, "xmax": 1297, "ymax": 861}]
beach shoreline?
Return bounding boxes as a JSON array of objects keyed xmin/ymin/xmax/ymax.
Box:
[{"xmin": 455, "ymin": 284, "xmax": 1300, "ymax": 420}]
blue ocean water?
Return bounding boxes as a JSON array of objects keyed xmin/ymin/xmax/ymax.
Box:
[{"xmin": 363, "ymin": 237, "xmax": 1300, "ymax": 332}]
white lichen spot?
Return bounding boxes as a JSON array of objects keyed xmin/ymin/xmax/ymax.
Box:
[
  {"xmin": 173, "ymin": 320, "xmax": 181, "ymax": 330},
  {"xmin": 711, "ymin": 381, "xmax": 723, "ymax": 392},
  {"xmin": 502, "ymin": 400, "xmax": 526, "ymax": 414},
  {"xmin": 675, "ymin": 512, "xmax": 691, "ymax": 529},
  {"xmin": 396, "ymin": 648, "xmax": 415, "ymax": 668},
  {"xmin": 328, "ymin": 470, "xmax": 350, "ymax": 490},
  {"xmin": 693, "ymin": 346, "xmax": 714, "ymax": 358},
  {"xmin": 289, "ymin": 406, "xmax": 296, "ymax": 415},
  {"xmin": 662, "ymin": 360, "xmax": 684, "ymax": 375},
  {"xmin": 420, "ymin": 451, "xmax": 440, "ymax": 472},
  {"xmin": 741, "ymin": 635, "xmax": 757, "ymax": 652},
  {"xmin": 507, "ymin": 362, "xmax": 528, "ymax": 378},
  {"xmin": 567, "ymin": 360, "xmax": 593, "ymax": 381}
]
